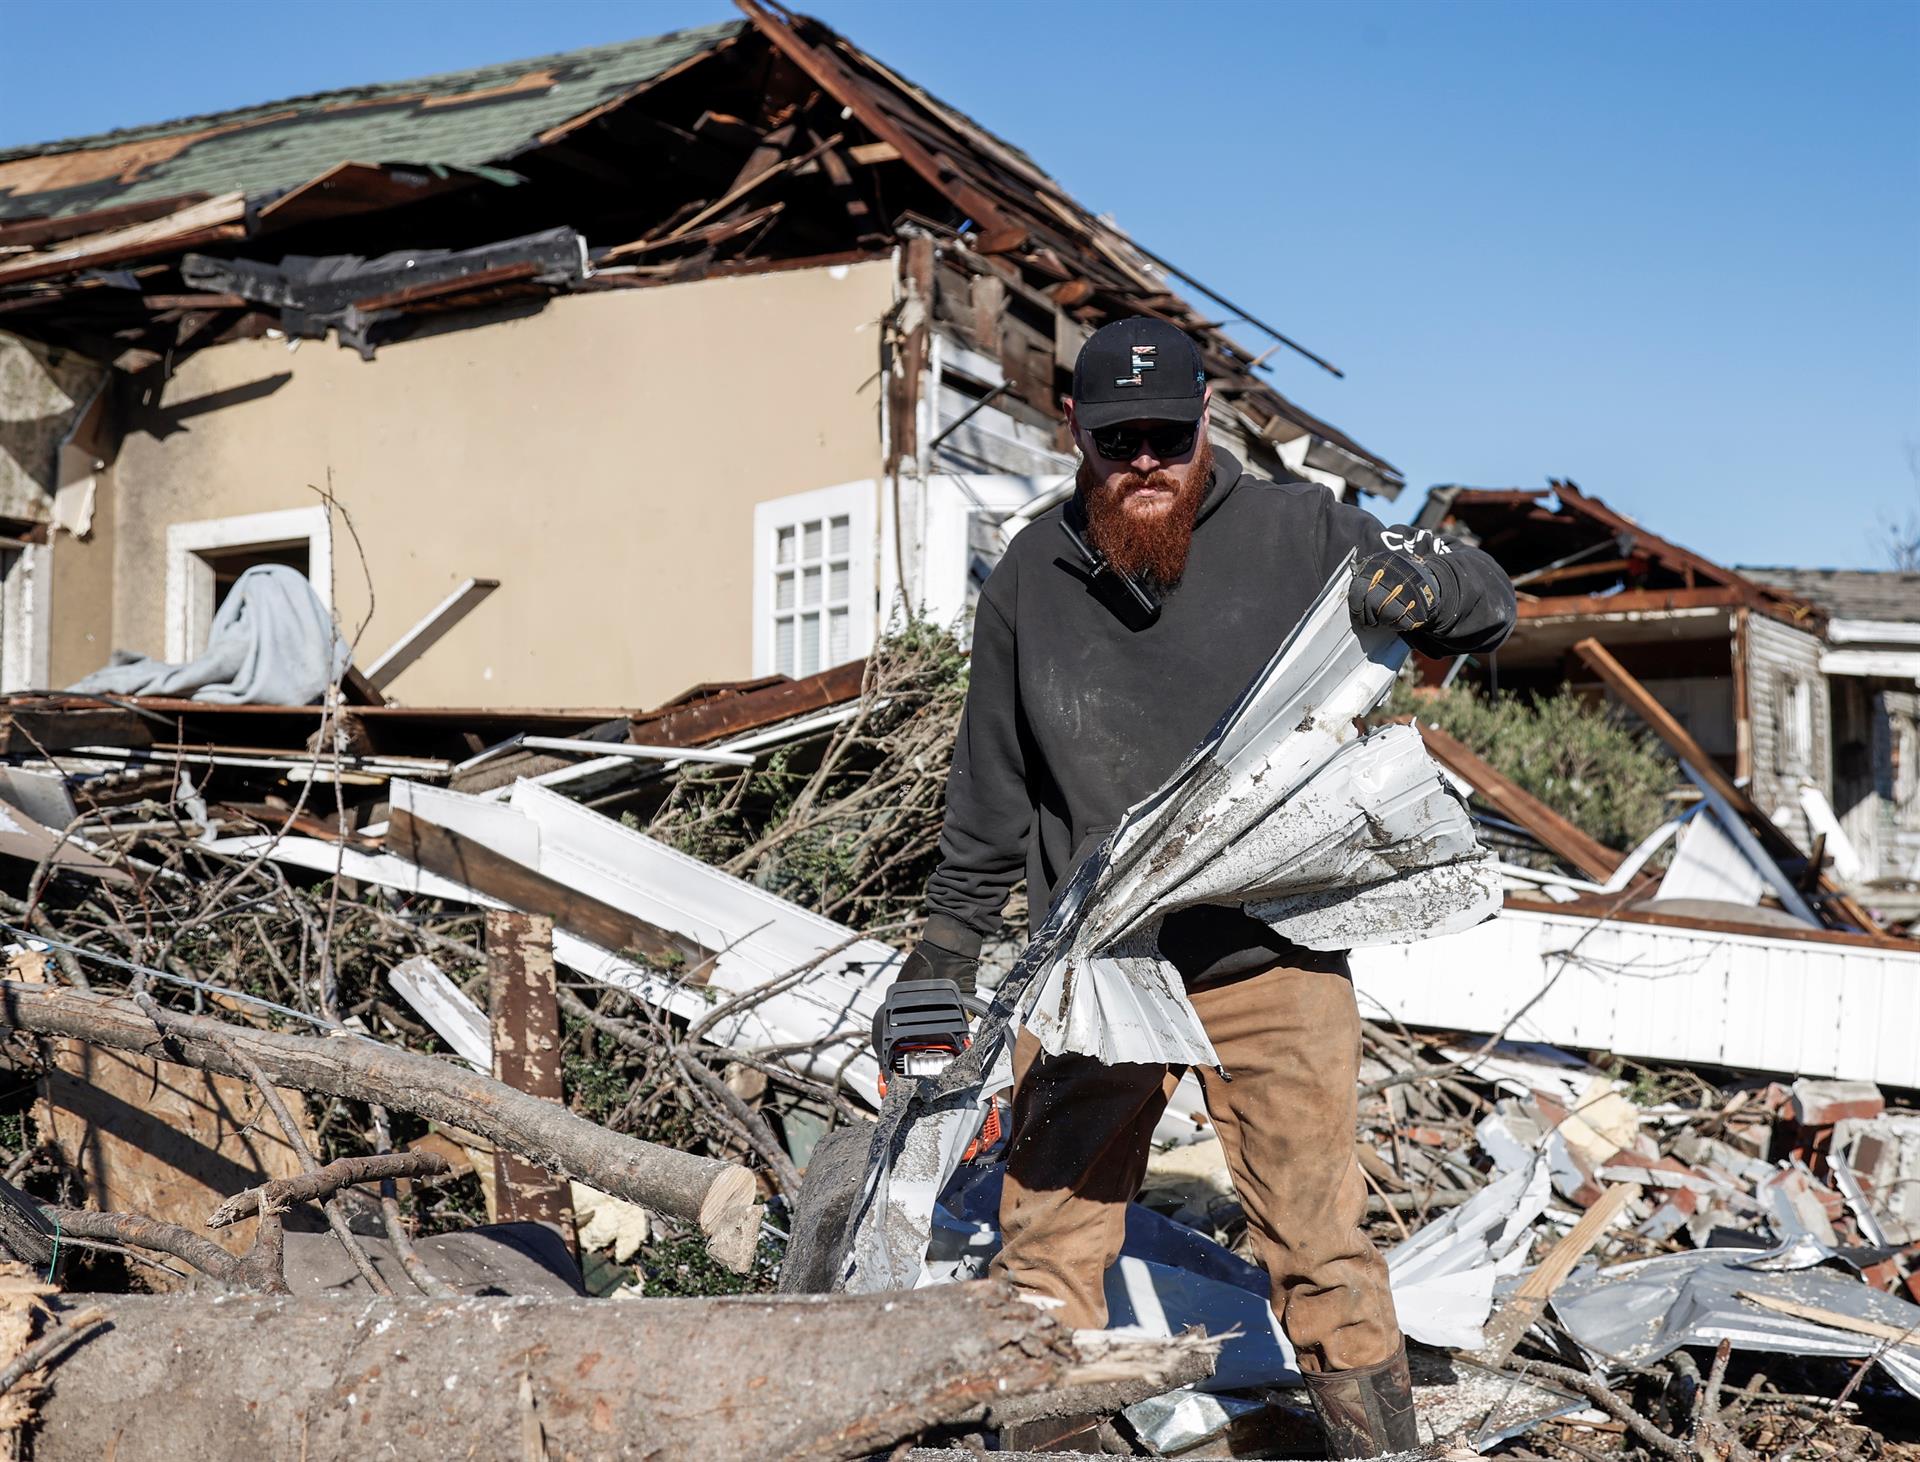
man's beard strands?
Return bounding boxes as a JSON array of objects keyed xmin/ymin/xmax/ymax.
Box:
[{"xmin": 1082, "ymin": 434, "xmax": 1213, "ymax": 591}]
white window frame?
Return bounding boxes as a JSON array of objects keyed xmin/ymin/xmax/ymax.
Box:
[
  {"xmin": 0, "ymin": 543, "xmax": 51, "ymax": 693},
  {"xmin": 752, "ymin": 482, "xmax": 875, "ymax": 679},
  {"xmin": 165, "ymin": 507, "xmax": 332, "ymax": 662}
]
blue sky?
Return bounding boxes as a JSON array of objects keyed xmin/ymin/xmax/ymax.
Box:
[{"xmin": 5, "ymin": 0, "xmax": 1916, "ymax": 568}]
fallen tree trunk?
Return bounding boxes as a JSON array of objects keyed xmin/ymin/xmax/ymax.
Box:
[
  {"xmin": 0, "ymin": 983, "xmax": 761, "ymax": 1270},
  {"xmin": 24, "ymin": 1283, "xmax": 1214, "ymax": 1462}
]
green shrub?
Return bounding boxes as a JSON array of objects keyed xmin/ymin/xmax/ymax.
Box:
[{"xmin": 1385, "ymin": 681, "xmax": 1676, "ymax": 853}]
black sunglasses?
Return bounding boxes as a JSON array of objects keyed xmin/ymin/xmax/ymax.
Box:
[{"xmin": 1088, "ymin": 421, "xmax": 1199, "ymax": 461}]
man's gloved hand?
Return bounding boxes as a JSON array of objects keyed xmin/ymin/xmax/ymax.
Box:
[
  {"xmin": 1349, "ymin": 526, "xmax": 1449, "ymax": 635},
  {"xmin": 895, "ymin": 912, "xmax": 983, "ymax": 996}
]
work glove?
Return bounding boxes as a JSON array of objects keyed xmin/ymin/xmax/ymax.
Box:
[
  {"xmin": 893, "ymin": 912, "xmax": 983, "ymax": 997},
  {"xmin": 1349, "ymin": 526, "xmax": 1451, "ymax": 636}
]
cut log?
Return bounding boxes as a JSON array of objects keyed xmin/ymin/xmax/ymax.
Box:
[
  {"xmin": 24, "ymin": 1283, "xmax": 1215, "ymax": 1462},
  {"xmin": 0, "ymin": 983, "xmax": 761, "ymax": 1271}
]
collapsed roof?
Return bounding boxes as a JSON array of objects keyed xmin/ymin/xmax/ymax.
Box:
[
  {"xmin": 1419, "ymin": 480, "xmax": 1815, "ymax": 626},
  {"xmin": 0, "ymin": 2, "xmax": 1400, "ymax": 495},
  {"xmin": 1739, "ymin": 567, "xmax": 1920, "ymax": 626}
]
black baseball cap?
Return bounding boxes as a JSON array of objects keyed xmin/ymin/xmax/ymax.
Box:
[{"xmin": 1069, "ymin": 317, "xmax": 1207, "ymax": 429}]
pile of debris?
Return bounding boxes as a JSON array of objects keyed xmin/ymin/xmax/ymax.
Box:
[{"xmin": 0, "ymin": 616, "xmax": 1910, "ymax": 1460}]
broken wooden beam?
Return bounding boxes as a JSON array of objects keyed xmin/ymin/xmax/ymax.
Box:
[
  {"xmin": 385, "ymin": 809, "xmax": 711, "ymax": 973},
  {"xmin": 1570, "ymin": 637, "xmax": 1892, "ymax": 938},
  {"xmin": 1411, "ymin": 721, "xmax": 1623, "ymax": 883},
  {"xmin": 0, "ymin": 983, "xmax": 761, "ymax": 1270}
]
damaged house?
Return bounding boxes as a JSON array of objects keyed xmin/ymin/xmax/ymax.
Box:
[
  {"xmin": 1417, "ymin": 482, "xmax": 1920, "ymax": 896},
  {"xmin": 0, "ymin": 3, "xmax": 1398, "ymax": 710}
]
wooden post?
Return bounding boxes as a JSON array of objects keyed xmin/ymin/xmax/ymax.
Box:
[{"xmin": 486, "ymin": 912, "xmax": 576, "ymax": 1249}]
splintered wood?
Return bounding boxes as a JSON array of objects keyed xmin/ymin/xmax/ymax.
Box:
[
  {"xmin": 486, "ymin": 912, "xmax": 576, "ymax": 1246},
  {"xmin": 34, "ymin": 1042, "xmax": 313, "ymax": 1265},
  {"xmin": 0, "ymin": 1264, "xmax": 55, "ymax": 1433}
]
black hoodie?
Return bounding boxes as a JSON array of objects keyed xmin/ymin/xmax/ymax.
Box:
[{"xmin": 923, "ymin": 447, "xmax": 1516, "ymax": 981}]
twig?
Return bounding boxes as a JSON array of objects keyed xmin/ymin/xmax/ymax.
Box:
[
  {"xmin": 0, "ymin": 1305, "xmax": 108, "ymax": 1397},
  {"xmin": 44, "ymin": 1207, "xmax": 239, "ymax": 1285},
  {"xmin": 1508, "ymin": 1358, "xmax": 1691, "ymax": 1461},
  {"xmin": 368, "ymin": 1103, "xmax": 454, "ymax": 1298},
  {"xmin": 207, "ymin": 1153, "xmax": 451, "ymax": 1228}
]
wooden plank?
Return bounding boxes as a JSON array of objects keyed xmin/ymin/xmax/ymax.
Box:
[
  {"xmin": 630, "ymin": 658, "xmax": 867, "ymax": 747},
  {"xmin": 386, "ymin": 956, "xmax": 489, "ymax": 1072},
  {"xmin": 1570, "ymin": 637, "xmax": 1892, "ymax": 938},
  {"xmin": 0, "ymin": 193, "xmax": 245, "ymax": 287},
  {"xmin": 1474, "ymin": 1183, "xmax": 1640, "ymax": 1365},
  {"xmin": 364, "ymin": 577, "xmax": 501, "ymax": 691},
  {"xmin": 1516, "ymin": 587, "xmax": 1744, "ymax": 620},
  {"xmin": 386, "ymin": 809, "xmax": 711, "ymax": 977},
  {"xmin": 487, "ymin": 912, "xmax": 576, "ymax": 1247},
  {"xmin": 1733, "ymin": 1290, "xmax": 1920, "ymax": 1349},
  {"xmin": 1414, "ymin": 721, "xmax": 1622, "ymax": 882},
  {"xmin": 0, "ymin": 192, "xmax": 212, "ymax": 250},
  {"xmin": 0, "ymin": 704, "xmax": 154, "ymax": 755}
]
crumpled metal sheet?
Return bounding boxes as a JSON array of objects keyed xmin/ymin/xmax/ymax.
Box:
[
  {"xmin": 1018, "ymin": 565, "xmax": 1499, "ymax": 1069},
  {"xmin": 842, "ymin": 561, "xmax": 1501, "ymax": 1293},
  {"xmin": 922, "ymin": 1164, "xmax": 1302, "ymax": 1393},
  {"xmin": 1552, "ymin": 1241, "xmax": 1920, "ymax": 1400},
  {"xmin": 1386, "ymin": 1154, "xmax": 1554, "ymax": 1350},
  {"xmin": 1122, "ymin": 1387, "xmax": 1269, "ymax": 1455}
]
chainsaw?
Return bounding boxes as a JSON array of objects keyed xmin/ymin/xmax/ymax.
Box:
[{"xmin": 871, "ymin": 978, "xmax": 1002, "ymax": 1157}]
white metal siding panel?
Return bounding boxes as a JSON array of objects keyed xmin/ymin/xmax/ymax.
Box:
[
  {"xmin": 1746, "ymin": 614, "xmax": 1830, "ymax": 848},
  {"xmin": 1351, "ymin": 909, "xmax": 1920, "ymax": 1086}
]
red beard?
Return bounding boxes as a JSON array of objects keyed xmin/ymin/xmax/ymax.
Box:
[{"xmin": 1080, "ymin": 433, "xmax": 1212, "ymax": 590}]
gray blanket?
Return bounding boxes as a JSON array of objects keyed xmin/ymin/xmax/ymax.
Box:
[{"xmin": 68, "ymin": 564, "xmax": 349, "ymax": 705}]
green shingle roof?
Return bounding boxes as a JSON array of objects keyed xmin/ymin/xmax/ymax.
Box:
[{"xmin": 0, "ymin": 20, "xmax": 743, "ymax": 221}]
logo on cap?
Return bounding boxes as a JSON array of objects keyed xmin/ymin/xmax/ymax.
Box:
[{"xmin": 1114, "ymin": 344, "xmax": 1156, "ymax": 388}]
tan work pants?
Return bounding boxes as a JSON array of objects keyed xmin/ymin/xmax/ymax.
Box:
[{"xmin": 988, "ymin": 957, "xmax": 1401, "ymax": 1373}]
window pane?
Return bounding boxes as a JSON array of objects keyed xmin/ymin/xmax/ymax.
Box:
[
  {"xmin": 775, "ymin": 571, "xmax": 795, "ymax": 611},
  {"xmin": 802, "ymin": 520, "xmax": 823, "ymax": 562},
  {"xmin": 775, "ymin": 617, "xmax": 795, "ymax": 677},
  {"xmin": 800, "ymin": 612, "xmax": 820, "ymax": 676},
  {"xmin": 828, "ymin": 563, "xmax": 849, "ymax": 603},
  {"xmin": 776, "ymin": 526, "xmax": 795, "ymax": 566},
  {"xmin": 829, "ymin": 515, "xmax": 850, "ymax": 555},
  {"xmin": 802, "ymin": 565, "xmax": 822, "ymax": 605},
  {"xmin": 828, "ymin": 607, "xmax": 849, "ymax": 664}
]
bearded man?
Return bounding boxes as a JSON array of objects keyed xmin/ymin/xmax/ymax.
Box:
[{"xmin": 889, "ymin": 318, "xmax": 1517, "ymax": 1456}]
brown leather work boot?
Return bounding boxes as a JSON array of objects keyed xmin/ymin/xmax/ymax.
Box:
[{"xmin": 1300, "ymin": 1343, "xmax": 1419, "ymax": 1457}]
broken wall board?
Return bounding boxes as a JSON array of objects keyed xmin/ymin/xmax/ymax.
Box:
[
  {"xmin": 1352, "ymin": 906, "xmax": 1920, "ymax": 1088},
  {"xmin": 35, "ymin": 1041, "xmax": 313, "ymax": 1263}
]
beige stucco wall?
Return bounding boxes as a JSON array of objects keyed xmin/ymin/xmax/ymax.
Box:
[{"xmin": 98, "ymin": 258, "xmax": 893, "ymax": 707}]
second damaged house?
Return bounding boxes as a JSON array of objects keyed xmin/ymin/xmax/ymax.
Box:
[{"xmin": 0, "ymin": 3, "xmax": 1398, "ymax": 710}]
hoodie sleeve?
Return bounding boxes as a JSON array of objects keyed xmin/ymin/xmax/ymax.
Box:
[
  {"xmin": 923, "ymin": 587, "xmax": 1033, "ymax": 949},
  {"xmin": 1322, "ymin": 495, "xmax": 1517, "ymax": 657}
]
